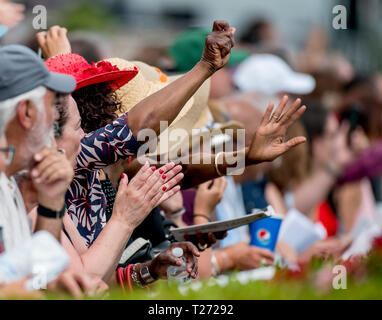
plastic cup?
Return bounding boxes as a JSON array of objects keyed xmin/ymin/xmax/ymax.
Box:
[{"xmin": 249, "ymin": 215, "xmax": 283, "ymax": 252}]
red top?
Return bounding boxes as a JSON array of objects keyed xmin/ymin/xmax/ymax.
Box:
[{"xmin": 315, "ymin": 201, "xmax": 338, "ymax": 237}]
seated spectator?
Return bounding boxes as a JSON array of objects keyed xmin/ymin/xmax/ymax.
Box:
[
  {"xmin": 33, "ymin": 94, "xmax": 194, "ymax": 287},
  {"xmin": 0, "ymin": 44, "xmax": 106, "ymax": 297}
]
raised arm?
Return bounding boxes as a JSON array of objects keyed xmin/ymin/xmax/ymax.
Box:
[
  {"xmin": 37, "ymin": 22, "xmax": 235, "ymax": 138},
  {"xmin": 125, "ymin": 96, "xmax": 307, "ymax": 188},
  {"xmin": 122, "ymin": 20, "xmax": 235, "ymax": 137}
]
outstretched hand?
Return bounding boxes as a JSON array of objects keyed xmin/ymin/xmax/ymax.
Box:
[{"xmin": 247, "ymin": 96, "xmax": 307, "ymax": 164}]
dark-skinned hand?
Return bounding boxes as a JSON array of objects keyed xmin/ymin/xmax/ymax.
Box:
[
  {"xmin": 184, "ymin": 231, "xmax": 228, "ymax": 251},
  {"xmin": 200, "ymin": 20, "xmax": 236, "ymax": 75},
  {"xmin": 144, "ymin": 242, "xmax": 200, "ymax": 279}
]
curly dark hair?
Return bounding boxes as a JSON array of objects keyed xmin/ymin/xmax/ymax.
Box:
[
  {"xmin": 54, "ymin": 94, "xmax": 69, "ymax": 138},
  {"xmin": 72, "ymin": 83, "xmax": 121, "ymax": 133}
]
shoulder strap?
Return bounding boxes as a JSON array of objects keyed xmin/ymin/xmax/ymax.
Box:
[{"xmin": 119, "ymin": 237, "xmax": 151, "ymax": 265}]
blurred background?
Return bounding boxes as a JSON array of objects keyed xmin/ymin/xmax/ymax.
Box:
[{"xmin": 1, "ymin": 0, "xmax": 382, "ymax": 72}]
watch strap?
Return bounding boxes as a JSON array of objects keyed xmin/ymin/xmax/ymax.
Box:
[
  {"xmin": 37, "ymin": 204, "xmax": 65, "ymax": 219},
  {"xmin": 140, "ymin": 265, "xmax": 157, "ymax": 284}
]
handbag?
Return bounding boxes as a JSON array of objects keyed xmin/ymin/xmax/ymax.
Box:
[{"xmin": 118, "ymin": 216, "xmax": 178, "ymax": 267}]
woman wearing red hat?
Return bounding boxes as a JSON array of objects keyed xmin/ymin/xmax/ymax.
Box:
[
  {"xmin": 39, "ymin": 22, "xmax": 240, "ymax": 248},
  {"xmin": 36, "ymin": 23, "xmax": 308, "ymax": 289},
  {"xmin": 35, "ymin": 23, "xmax": 240, "ymax": 286}
]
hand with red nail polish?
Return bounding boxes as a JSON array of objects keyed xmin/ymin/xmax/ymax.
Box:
[{"xmin": 111, "ymin": 161, "xmax": 185, "ymax": 230}]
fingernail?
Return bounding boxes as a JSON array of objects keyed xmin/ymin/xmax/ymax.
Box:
[
  {"xmin": 162, "ymin": 174, "xmax": 166, "ymax": 179},
  {"xmin": 34, "ymin": 153, "xmax": 42, "ymax": 161},
  {"xmin": 31, "ymin": 169, "xmax": 38, "ymax": 177},
  {"xmin": 121, "ymin": 173, "xmax": 125, "ymax": 180},
  {"xmin": 162, "ymin": 186, "xmax": 167, "ymax": 191},
  {"xmin": 128, "ymin": 156, "xmax": 132, "ymax": 164},
  {"xmin": 151, "ymin": 167, "xmax": 156, "ymax": 172},
  {"xmin": 159, "ymin": 169, "xmax": 164, "ymax": 174}
]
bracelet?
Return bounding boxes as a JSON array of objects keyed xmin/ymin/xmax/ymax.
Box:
[
  {"xmin": 167, "ymin": 207, "xmax": 186, "ymax": 218},
  {"xmin": 116, "ymin": 267, "xmax": 126, "ymax": 293},
  {"xmin": 193, "ymin": 214, "xmax": 211, "ymax": 222},
  {"xmin": 37, "ymin": 204, "xmax": 65, "ymax": 219},
  {"xmin": 216, "ymin": 251, "xmax": 229, "ymax": 272},
  {"xmin": 211, "ymin": 254, "xmax": 221, "ymax": 276},
  {"xmin": 126, "ymin": 264, "xmax": 133, "ymax": 292},
  {"xmin": 214, "ymin": 152, "xmax": 225, "ymax": 177},
  {"xmin": 131, "ymin": 264, "xmax": 145, "ymax": 288}
]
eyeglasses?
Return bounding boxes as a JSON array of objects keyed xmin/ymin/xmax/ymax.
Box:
[{"xmin": 0, "ymin": 146, "xmax": 15, "ymax": 166}]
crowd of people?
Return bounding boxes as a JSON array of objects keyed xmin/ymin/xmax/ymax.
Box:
[{"xmin": 0, "ymin": 1, "xmax": 382, "ymax": 299}]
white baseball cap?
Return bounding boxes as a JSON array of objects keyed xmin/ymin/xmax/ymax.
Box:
[{"xmin": 233, "ymin": 54, "xmax": 316, "ymax": 95}]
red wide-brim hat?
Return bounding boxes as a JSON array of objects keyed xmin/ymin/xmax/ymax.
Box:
[{"xmin": 45, "ymin": 53, "xmax": 138, "ymax": 91}]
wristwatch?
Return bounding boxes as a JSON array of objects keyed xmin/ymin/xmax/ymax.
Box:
[
  {"xmin": 140, "ymin": 265, "xmax": 157, "ymax": 285},
  {"xmin": 37, "ymin": 204, "xmax": 65, "ymax": 219}
]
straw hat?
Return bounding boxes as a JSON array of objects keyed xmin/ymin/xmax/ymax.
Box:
[{"xmin": 104, "ymin": 58, "xmax": 211, "ymax": 160}]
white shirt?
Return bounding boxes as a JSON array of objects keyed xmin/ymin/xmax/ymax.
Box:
[
  {"xmin": 216, "ymin": 176, "xmax": 250, "ymax": 248},
  {"xmin": 0, "ymin": 173, "xmax": 31, "ymax": 252}
]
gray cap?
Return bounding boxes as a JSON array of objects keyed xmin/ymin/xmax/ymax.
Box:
[{"xmin": 0, "ymin": 44, "xmax": 76, "ymax": 101}]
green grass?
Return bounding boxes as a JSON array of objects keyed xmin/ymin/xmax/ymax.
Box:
[
  {"xmin": 43, "ymin": 272, "xmax": 382, "ymax": 300},
  {"xmin": 26, "ymin": 247, "xmax": 382, "ymax": 300}
]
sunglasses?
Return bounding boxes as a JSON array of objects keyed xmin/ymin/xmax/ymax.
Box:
[{"xmin": 0, "ymin": 146, "xmax": 15, "ymax": 166}]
